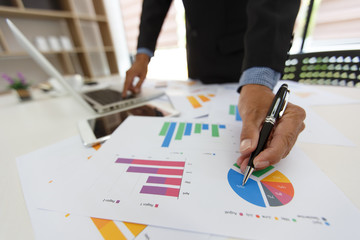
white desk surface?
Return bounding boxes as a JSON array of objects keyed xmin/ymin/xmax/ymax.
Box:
[{"xmin": 1, "ymin": 85, "xmax": 360, "ymax": 240}]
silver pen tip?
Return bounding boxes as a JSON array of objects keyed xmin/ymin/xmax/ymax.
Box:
[{"xmin": 242, "ymin": 166, "xmax": 254, "ymax": 186}]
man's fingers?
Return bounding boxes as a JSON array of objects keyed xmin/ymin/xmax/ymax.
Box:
[
  {"xmin": 122, "ymin": 71, "xmax": 135, "ymax": 98},
  {"xmin": 252, "ymin": 103, "xmax": 306, "ymax": 167},
  {"xmin": 123, "ymin": 53, "xmax": 149, "ymax": 97},
  {"xmin": 134, "ymin": 75, "xmax": 146, "ymax": 94},
  {"xmin": 239, "ymin": 122, "xmax": 259, "ymax": 155}
]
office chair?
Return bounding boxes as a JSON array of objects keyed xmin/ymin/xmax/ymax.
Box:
[{"xmin": 282, "ymin": 50, "xmax": 360, "ymax": 88}]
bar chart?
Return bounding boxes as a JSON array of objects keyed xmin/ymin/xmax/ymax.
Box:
[
  {"xmin": 159, "ymin": 121, "xmax": 226, "ymax": 148},
  {"xmin": 115, "ymin": 158, "xmax": 185, "ymax": 198},
  {"xmin": 186, "ymin": 94, "xmax": 215, "ymax": 109}
]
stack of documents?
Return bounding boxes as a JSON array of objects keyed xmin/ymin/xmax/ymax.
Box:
[{"xmin": 17, "ymin": 81, "xmax": 360, "ymax": 239}]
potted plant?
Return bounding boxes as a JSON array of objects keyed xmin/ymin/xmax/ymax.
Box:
[{"xmin": 2, "ymin": 72, "xmax": 31, "ymax": 101}]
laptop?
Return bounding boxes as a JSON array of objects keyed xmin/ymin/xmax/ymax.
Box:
[{"xmin": 6, "ymin": 18, "xmax": 164, "ymax": 115}]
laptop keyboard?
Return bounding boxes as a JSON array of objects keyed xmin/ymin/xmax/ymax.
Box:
[{"xmin": 84, "ymin": 89, "xmax": 133, "ymax": 105}]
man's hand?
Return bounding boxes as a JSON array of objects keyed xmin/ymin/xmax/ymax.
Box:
[
  {"xmin": 122, "ymin": 53, "xmax": 150, "ymax": 98},
  {"xmin": 237, "ymin": 84, "xmax": 306, "ymax": 172}
]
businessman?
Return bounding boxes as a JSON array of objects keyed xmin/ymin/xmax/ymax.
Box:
[{"xmin": 122, "ymin": 0, "xmax": 306, "ymax": 171}]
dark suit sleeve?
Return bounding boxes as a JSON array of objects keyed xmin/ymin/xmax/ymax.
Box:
[
  {"xmin": 137, "ymin": 0, "xmax": 173, "ymax": 53},
  {"xmin": 242, "ymin": 0, "xmax": 300, "ymax": 73}
]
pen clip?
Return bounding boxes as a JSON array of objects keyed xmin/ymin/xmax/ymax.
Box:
[{"xmin": 278, "ymin": 90, "xmax": 290, "ymax": 118}]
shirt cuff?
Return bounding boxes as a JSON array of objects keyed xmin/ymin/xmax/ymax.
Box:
[
  {"xmin": 238, "ymin": 67, "xmax": 281, "ymax": 92},
  {"xmin": 137, "ymin": 48, "xmax": 154, "ymax": 58}
]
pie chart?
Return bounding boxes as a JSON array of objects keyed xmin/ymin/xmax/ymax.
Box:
[{"xmin": 227, "ymin": 166, "xmax": 294, "ymax": 207}]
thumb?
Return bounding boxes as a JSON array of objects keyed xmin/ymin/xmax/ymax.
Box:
[{"xmin": 240, "ymin": 120, "xmax": 260, "ymax": 155}]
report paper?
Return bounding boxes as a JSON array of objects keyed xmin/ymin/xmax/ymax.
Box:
[
  {"xmin": 16, "ymin": 137, "xmax": 147, "ymax": 240},
  {"xmin": 208, "ymin": 88, "xmax": 354, "ymax": 146},
  {"xmin": 167, "ymin": 85, "xmax": 217, "ymax": 118},
  {"xmin": 16, "ymin": 136, "xmax": 218, "ymax": 240},
  {"xmin": 40, "ymin": 116, "xmax": 360, "ymax": 240}
]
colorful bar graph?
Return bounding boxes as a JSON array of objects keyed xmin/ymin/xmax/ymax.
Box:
[
  {"xmin": 127, "ymin": 166, "xmax": 184, "ymax": 176},
  {"xmin": 146, "ymin": 176, "xmax": 182, "ymax": 186},
  {"xmin": 198, "ymin": 94, "xmax": 210, "ymax": 102},
  {"xmin": 184, "ymin": 123, "xmax": 192, "ymax": 136},
  {"xmin": 160, "ymin": 121, "xmax": 226, "ymax": 147},
  {"xmin": 175, "ymin": 122, "xmax": 186, "ymax": 140},
  {"xmin": 187, "ymin": 96, "xmax": 202, "ymax": 108},
  {"xmin": 116, "ymin": 158, "xmax": 185, "ymax": 167},
  {"xmin": 212, "ymin": 124, "xmax": 219, "ymax": 137},
  {"xmin": 140, "ymin": 186, "xmax": 180, "ymax": 197},
  {"xmin": 116, "ymin": 156, "xmax": 184, "ymax": 198},
  {"xmin": 162, "ymin": 122, "xmax": 176, "ymax": 147}
]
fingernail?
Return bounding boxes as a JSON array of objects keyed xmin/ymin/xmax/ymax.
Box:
[
  {"xmin": 240, "ymin": 139, "xmax": 251, "ymax": 152},
  {"xmin": 254, "ymin": 161, "xmax": 270, "ymax": 169}
]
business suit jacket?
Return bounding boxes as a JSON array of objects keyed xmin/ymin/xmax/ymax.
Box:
[{"xmin": 137, "ymin": 0, "xmax": 300, "ymax": 84}]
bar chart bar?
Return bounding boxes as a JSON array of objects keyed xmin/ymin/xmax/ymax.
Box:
[
  {"xmin": 127, "ymin": 166, "xmax": 157, "ymax": 174},
  {"xmin": 235, "ymin": 107, "xmax": 242, "ymax": 121},
  {"xmin": 146, "ymin": 176, "xmax": 182, "ymax": 186},
  {"xmin": 198, "ymin": 94, "xmax": 210, "ymax": 102},
  {"xmin": 212, "ymin": 124, "xmax": 219, "ymax": 137},
  {"xmin": 184, "ymin": 123, "xmax": 192, "ymax": 136},
  {"xmin": 175, "ymin": 122, "xmax": 186, "ymax": 140},
  {"xmin": 162, "ymin": 122, "xmax": 176, "ymax": 147},
  {"xmin": 140, "ymin": 186, "xmax": 180, "ymax": 197},
  {"xmin": 127, "ymin": 166, "xmax": 184, "ymax": 176},
  {"xmin": 195, "ymin": 123, "xmax": 202, "ymax": 134},
  {"xmin": 186, "ymin": 96, "xmax": 202, "ymax": 108},
  {"xmin": 159, "ymin": 122, "xmax": 170, "ymax": 136},
  {"xmin": 91, "ymin": 218, "xmax": 127, "ymax": 240},
  {"xmin": 158, "ymin": 168, "xmax": 184, "ymax": 175},
  {"xmin": 229, "ymin": 105, "xmax": 236, "ymax": 115},
  {"xmin": 202, "ymin": 124, "xmax": 209, "ymax": 130},
  {"xmin": 219, "ymin": 124, "xmax": 226, "ymax": 129},
  {"xmin": 116, "ymin": 158, "xmax": 185, "ymax": 167}
]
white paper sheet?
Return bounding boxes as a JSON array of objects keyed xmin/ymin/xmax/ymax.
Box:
[
  {"xmin": 275, "ymin": 80, "xmax": 360, "ymax": 106},
  {"xmin": 208, "ymin": 87, "xmax": 354, "ymax": 146},
  {"xmin": 39, "ymin": 116, "xmax": 360, "ymax": 240},
  {"xmin": 17, "ymin": 136, "xmax": 226, "ymax": 240},
  {"xmin": 167, "ymin": 85, "xmax": 218, "ymax": 118},
  {"xmin": 16, "ymin": 136, "xmax": 148, "ymax": 240}
]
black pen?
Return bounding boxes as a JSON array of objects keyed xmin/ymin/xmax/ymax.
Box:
[{"xmin": 242, "ymin": 83, "xmax": 290, "ymax": 186}]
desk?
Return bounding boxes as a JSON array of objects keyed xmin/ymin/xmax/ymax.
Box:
[{"xmin": 1, "ymin": 85, "xmax": 360, "ymax": 240}]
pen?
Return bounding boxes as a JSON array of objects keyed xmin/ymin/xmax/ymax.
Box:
[{"xmin": 242, "ymin": 83, "xmax": 290, "ymax": 186}]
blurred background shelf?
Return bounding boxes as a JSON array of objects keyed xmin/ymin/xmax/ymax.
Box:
[{"xmin": 0, "ymin": 0, "xmax": 119, "ymax": 91}]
